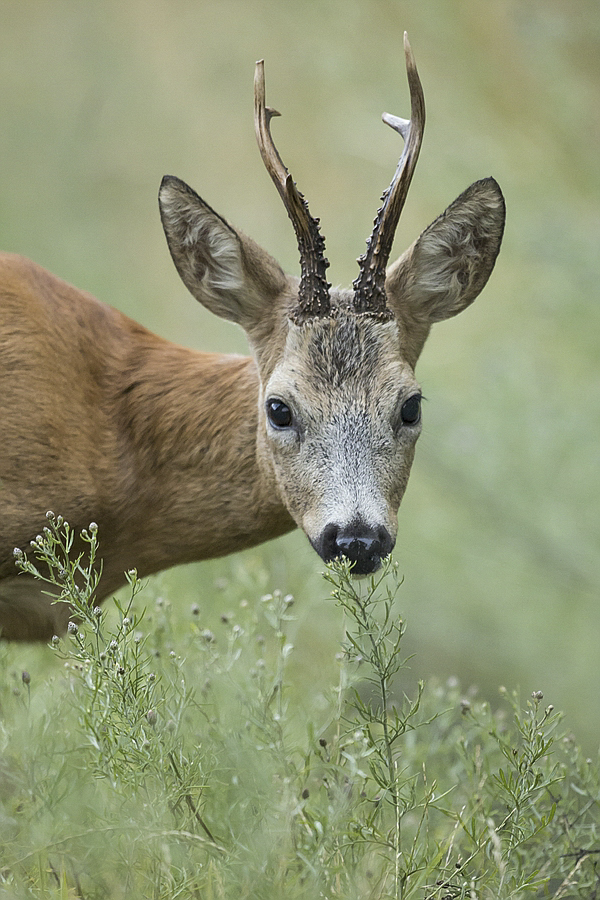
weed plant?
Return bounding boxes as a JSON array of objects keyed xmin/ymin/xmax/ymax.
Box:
[{"xmin": 0, "ymin": 517, "xmax": 598, "ymax": 898}]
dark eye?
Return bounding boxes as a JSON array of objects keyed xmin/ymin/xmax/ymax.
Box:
[
  {"xmin": 266, "ymin": 398, "xmax": 293, "ymax": 428},
  {"xmin": 400, "ymin": 394, "xmax": 421, "ymax": 426}
]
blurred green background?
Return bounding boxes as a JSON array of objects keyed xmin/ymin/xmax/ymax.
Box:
[{"xmin": 0, "ymin": 1, "xmax": 598, "ymax": 747}]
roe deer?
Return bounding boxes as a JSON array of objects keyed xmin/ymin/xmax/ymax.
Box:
[{"xmin": 0, "ymin": 35, "xmax": 505, "ymax": 640}]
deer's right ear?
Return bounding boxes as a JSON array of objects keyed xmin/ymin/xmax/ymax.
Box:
[
  {"xmin": 385, "ymin": 177, "xmax": 505, "ymax": 326},
  {"xmin": 159, "ymin": 175, "xmax": 288, "ymax": 328}
]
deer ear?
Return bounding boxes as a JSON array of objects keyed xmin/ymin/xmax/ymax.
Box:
[
  {"xmin": 385, "ymin": 177, "xmax": 505, "ymax": 324},
  {"xmin": 159, "ymin": 175, "xmax": 288, "ymax": 329}
]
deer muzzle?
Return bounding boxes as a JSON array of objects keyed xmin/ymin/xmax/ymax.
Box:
[{"xmin": 314, "ymin": 521, "xmax": 394, "ymax": 575}]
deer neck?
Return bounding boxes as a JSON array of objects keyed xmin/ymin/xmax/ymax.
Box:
[{"xmin": 109, "ymin": 339, "xmax": 295, "ymax": 581}]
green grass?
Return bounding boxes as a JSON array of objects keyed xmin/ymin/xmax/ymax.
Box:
[{"xmin": 1, "ymin": 520, "xmax": 598, "ymax": 898}]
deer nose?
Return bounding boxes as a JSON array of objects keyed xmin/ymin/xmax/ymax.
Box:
[{"xmin": 316, "ymin": 523, "xmax": 394, "ymax": 575}]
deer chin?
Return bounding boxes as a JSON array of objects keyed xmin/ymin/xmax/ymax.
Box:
[{"xmin": 309, "ymin": 521, "xmax": 395, "ymax": 576}]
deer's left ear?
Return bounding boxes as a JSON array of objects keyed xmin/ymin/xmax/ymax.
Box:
[
  {"xmin": 159, "ymin": 175, "xmax": 289, "ymax": 330},
  {"xmin": 385, "ymin": 177, "xmax": 505, "ymax": 324}
]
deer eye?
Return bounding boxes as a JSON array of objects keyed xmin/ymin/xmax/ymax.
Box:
[
  {"xmin": 400, "ymin": 394, "xmax": 421, "ymax": 426},
  {"xmin": 266, "ymin": 398, "xmax": 293, "ymax": 429}
]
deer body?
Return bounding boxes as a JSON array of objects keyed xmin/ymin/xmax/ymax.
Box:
[{"xmin": 0, "ymin": 37, "xmax": 505, "ymax": 640}]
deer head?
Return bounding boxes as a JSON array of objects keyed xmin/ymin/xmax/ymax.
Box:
[{"xmin": 158, "ymin": 34, "xmax": 505, "ymax": 575}]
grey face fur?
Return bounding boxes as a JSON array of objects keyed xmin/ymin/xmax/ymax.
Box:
[
  {"xmin": 160, "ymin": 155, "xmax": 505, "ymax": 577},
  {"xmin": 261, "ymin": 308, "xmax": 421, "ymax": 569},
  {"xmin": 157, "ymin": 38, "xmax": 505, "ymax": 579}
]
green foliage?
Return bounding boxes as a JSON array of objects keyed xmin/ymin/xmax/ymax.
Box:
[
  {"xmin": 1, "ymin": 520, "xmax": 598, "ymax": 898},
  {"xmin": 0, "ymin": 0, "xmax": 598, "ymax": 747}
]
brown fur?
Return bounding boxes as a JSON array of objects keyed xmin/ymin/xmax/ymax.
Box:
[{"xmin": 0, "ymin": 254, "xmax": 293, "ymax": 639}]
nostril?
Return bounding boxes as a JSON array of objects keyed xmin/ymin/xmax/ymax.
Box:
[
  {"xmin": 375, "ymin": 525, "xmax": 394, "ymax": 559},
  {"xmin": 319, "ymin": 523, "xmax": 341, "ymax": 561}
]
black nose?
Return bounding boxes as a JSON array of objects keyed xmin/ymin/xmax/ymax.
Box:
[{"xmin": 315, "ymin": 522, "xmax": 394, "ymax": 575}]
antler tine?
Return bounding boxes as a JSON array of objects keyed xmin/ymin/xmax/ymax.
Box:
[
  {"xmin": 353, "ymin": 33, "xmax": 426, "ymax": 317},
  {"xmin": 254, "ymin": 60, "xmax": 331, "ymax": 323}
]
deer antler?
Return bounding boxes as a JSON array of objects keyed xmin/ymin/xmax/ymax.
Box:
[
  {"xmin": 353, "ymin": 33, "xmax": 426, "ymax": 317},
  {"xmin": 254, "ymin": 60, "xmax": 331, "ymax": 324}
]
